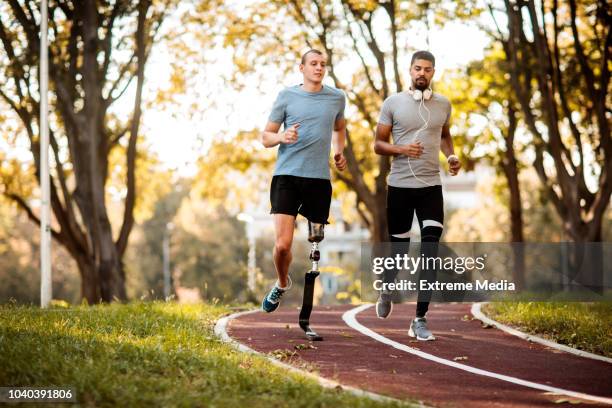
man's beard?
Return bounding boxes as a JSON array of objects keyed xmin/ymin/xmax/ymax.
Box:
[{"xmin": 413, "ymin": 78, "xmax": 429, "ymax": 91}]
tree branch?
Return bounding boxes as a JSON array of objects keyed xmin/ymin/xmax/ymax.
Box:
[
  {"xmin": 5, "ymin": 193, "xmax": 62, "ymax": 241},
  {"xmin": 116, "ymin": 0, "xmax": 151, "ymax": 257},
  {"xmin": 341, "ymin": 3, "xmax": 381, "ymax": 96},
  {"xmin": 382, "ymin": 0, "xmax": 403, "ymax": 92},
  {"xmin": 345, "ymin": 4, "xmax": 389, "ymax": 98}
]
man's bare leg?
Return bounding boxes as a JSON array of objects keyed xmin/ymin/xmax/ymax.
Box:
[{"xmin": 273, "ymin": 214, "xmax": 295, "ymax": 288}]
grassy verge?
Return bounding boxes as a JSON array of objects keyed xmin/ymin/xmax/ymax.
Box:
[
  {"xmin": 484, "ymin": 302, "xmax": 612, "ymax": 357},
  {"xmin": 0, "ymin": 301, "xmax": 413, "ymax": 407}
]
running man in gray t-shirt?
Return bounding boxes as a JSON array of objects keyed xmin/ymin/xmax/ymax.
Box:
[
  {"xmin": 259, "ymin": 49, "xmax": 347, "ymax": 315},
  {"xmin": 374, "ymin": 51, "xmax": 461, "ymax": 341}
]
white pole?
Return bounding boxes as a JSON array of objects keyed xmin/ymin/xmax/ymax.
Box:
[
  {"xmin": 247, "ymin": 227, "xmax": 256, "ymax": 293},
  {"xmin": 237, "ymin": 213, "xmax": 256, "ymax": 293},
  {"xmin": 40, "ymin": 0, "xmax": 52, "ymax": 308}
]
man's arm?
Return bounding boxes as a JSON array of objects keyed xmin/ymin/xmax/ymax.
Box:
[
  {"xmin": 332, "ymin": 118, "xmax": 346, "ymax": 154},
  {"xmin": 441, "ymin": 124, "xmax": 461, "ymax": 175},
  {"xmin": 332, "ymin": 118, "xmax": 347, "ymax": 171},
  {"xmin": 261, "ymin": 121, "xmax": 299, "ymax": 148},
  {"xmin": 374, "ymin": 123, "xmax": 424, "ymax": 158}
]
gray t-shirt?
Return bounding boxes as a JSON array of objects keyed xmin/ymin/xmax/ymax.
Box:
[
  {"xmin": 268, "ymin": 85, "xmax": 345, "ymax": 180},
  {"xmin": 378, "ymin": 92, "xmax": 451, "ymax": 188}
]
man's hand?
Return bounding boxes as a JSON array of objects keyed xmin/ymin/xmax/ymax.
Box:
[
  {"xmin": 334, "ymin": 152, "xmax": 347, "ymax": 171},
  {"xmin": 280, "ymin": 123, "xmax": 300, "ymax": 144},
  {"xmin": 399, "ymin": 142, "xmax": 424, "ymax": 158},
  {"xmin": 448, "ymin": 155, "xmax": 461, "ymax": 176}
]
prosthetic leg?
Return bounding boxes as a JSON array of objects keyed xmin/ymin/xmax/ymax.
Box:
[{"xmin": 298, "ymin": 221, "xmax": 324, "ymax": 341}]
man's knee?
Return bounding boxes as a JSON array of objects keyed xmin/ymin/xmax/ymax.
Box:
[
  {"xmin": 421, "ymin": 220, "xmax": 443, "ymax": 242},
  {"xmin": 275, "ymin": 240, "xmax": 292, "ymax": 257}
]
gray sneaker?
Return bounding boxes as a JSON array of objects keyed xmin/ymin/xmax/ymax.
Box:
[
  {"xmin": 408, "ymin": 317, "xmax": 435, "ymax": 341},
  {"xmin": 376, "ymin": 291, "xmax": 393, "ymax": 318}
]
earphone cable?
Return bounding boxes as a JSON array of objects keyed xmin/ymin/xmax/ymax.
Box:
[{"xmin": 407, "ymin": 93, "xmax": 435, "ymax": 187}]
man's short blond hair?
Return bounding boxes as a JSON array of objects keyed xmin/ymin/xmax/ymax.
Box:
[{"xmin": 301, "ymin": 49, "xmax": 324, "ymax": 64}]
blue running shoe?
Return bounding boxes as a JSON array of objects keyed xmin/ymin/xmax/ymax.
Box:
[{"xmin": 261, "ymin": 278, "xmax": 291, "ymax": 313}]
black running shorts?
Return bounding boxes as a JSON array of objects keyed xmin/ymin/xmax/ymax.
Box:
[
  {"xmin": 270, "ymin": 175, "xmax": 332, "ymax": 224},
  {"xmin": 386, "ymin": 185, "xmax": 444, "ymax": 237}
]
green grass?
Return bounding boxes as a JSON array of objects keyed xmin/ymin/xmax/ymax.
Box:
[
  {"xmin": 484, "ymin": 302, "xmax": 612, "ymax": 357},
  {"xmin": 0, "ymin": 301, "xmax": 413, "ymax": 408}
]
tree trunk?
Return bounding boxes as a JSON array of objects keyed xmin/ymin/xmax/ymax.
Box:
[
  {"xmin": 500, "ymin": 105, "xmax": 525, "ymax": 289},
  {"xmin": 563, "ymin": 223, "xmax": 603, "ymax": 295},
  {"xmin": 76, "ymin": 255, "xmax": 99, "ymax": 304}
]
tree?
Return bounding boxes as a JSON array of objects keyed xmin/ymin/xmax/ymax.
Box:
[
  {"xmin": 437, "ymin": 47, "xmax": 527, "ymax": 286},
  {"xmin": 492, "ymin": 0, "xmax": 610, "ymax": 242},
  {"xmin": 0, "ymin": 0, "xmax": 172, "ymax": 302},
  {"xmin": 440, "ymin": 49, "xmax": 526, "ymax": 244}
]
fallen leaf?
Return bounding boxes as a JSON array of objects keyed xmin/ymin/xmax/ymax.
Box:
[{"xmin": 270, "ymin": 349, "xmax": 297, "ymax": 360}]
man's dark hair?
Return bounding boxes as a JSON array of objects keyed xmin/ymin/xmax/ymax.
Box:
[
  {"xmin": 410, "ymin": 50, "xmax": 435, "ymax": 67},
  {"xmin": 301, "ymin": 49, "xmax": 324, "ymax": 64}
]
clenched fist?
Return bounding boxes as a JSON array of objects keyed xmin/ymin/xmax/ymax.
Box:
[
  {"xmin": 334, "ymin": 152, "xmax": 347, "ymax": 171},
  {"xmin": 448, "ymin": 155, "xmax": 461, "ymax": 176},
  {"xmin": 400, "ymin": 142, "xmax": 424, "ymax": 158},
  {"xmin": 281, "ymin": 123, "xmax": 300, "ymax": 144}
]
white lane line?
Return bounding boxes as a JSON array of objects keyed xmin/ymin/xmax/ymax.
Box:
[
  {"xmin": 343, "ymin": 304, "xmax": 612, "ymax": 406},
  {"xmin": 471, "ymin": 302, "xmax": 612, "ymax": 364},
  {"xmin": 214, "ymin": 309, "xmax": 406, "ymax": 405}
]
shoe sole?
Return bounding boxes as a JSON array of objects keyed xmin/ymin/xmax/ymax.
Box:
[
  {"xmin": 261, "ymin": 301, "xmax": 280, "ymax": 313},
  {"xmin": 376, "ymin": 300, "xmax": 393, "ymax": 319},
  {"xmin": 408, "ymin": 327, "xmax": 436, "ymax": 341}
]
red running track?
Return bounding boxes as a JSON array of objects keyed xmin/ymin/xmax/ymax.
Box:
[{"xmin": 227, "ymin": 303, "xmax": 612, "ymax": 407}]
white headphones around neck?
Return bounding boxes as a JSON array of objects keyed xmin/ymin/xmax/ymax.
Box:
[{"xmin": 408, "ymin": 87, "xmax": 432, "ymax": 101}]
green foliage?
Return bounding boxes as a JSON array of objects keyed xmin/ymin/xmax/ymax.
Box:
[
  {"xmin": 485, "ymin": 302, "xmax": 612, "ymax": 357},
  {"xmin": 192, "ymin": 130, "xmax": 275, "ymax": 211},
  {"xmin": 123, "ymin": 180, "xmax": 190, "ymax": 301},
  {"xmin": 437, "ymin": 44, "xmax": 519, "ymax": 173},
  {"xmin": 0, "ymin": 302, "xmax": 411, "ymax": 407}
]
